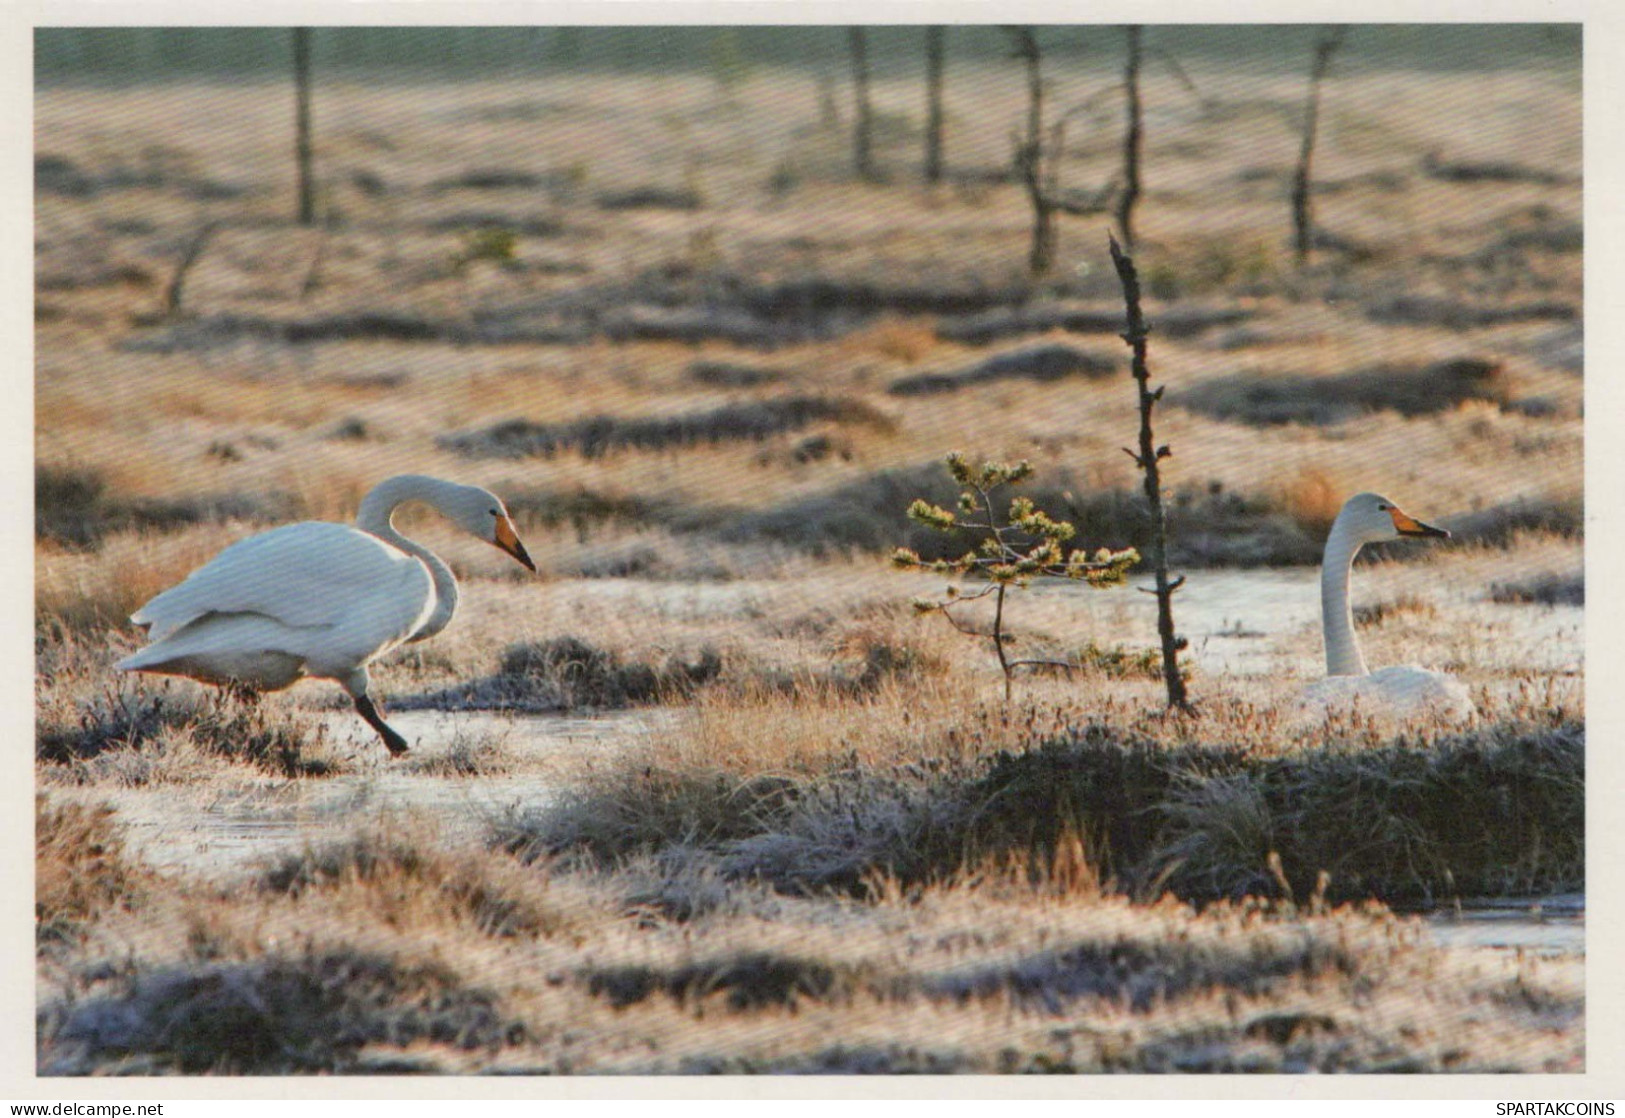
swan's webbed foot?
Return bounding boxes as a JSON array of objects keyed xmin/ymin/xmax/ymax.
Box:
[{"xmin": 354, "ymin": 693, "xmax": 409, "ymax": 757}]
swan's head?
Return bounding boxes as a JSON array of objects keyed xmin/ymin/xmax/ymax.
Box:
[
  {"xmin": 448, "ymin": 484, "xmax": 535, "ymax": 572},
  {"xmin": 1336, "ymin": 492, "xmax": 1450, "ymax": 545}
]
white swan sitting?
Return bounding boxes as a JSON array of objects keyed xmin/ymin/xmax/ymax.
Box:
[
  {"xmin": 117, "ymin": 474, "xmax": 535, "ymax": 756},
  {"xmin": 1299, "ymin": 492, "xmax": 1475, "ymax": 723}
]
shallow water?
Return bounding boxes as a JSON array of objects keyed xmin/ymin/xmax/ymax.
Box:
[
  {"xmin": 95, "ymin": 710, "xmax": 660, "ymax": 877},
  {"xmin": 553, "ymin": 567, "xmax": 1583, "ymax": 678},
  {"xmin": 1420, "ymin": 894, "xmax": 1584, "ymax": 956},
  {"xmin": 1031, "ymin": 566, "xmax": 1584, "ymax": 676}
]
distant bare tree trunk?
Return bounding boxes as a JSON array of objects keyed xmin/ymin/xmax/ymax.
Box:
[
  {"xmin": 924, "ymin": 26, "xmax": 946, "ymax": 184},
  {"xmin": 1115, "ymin": 26, "xmax": 1144, "ymax": 248},
  {"xmin": 1291, "ymin": 28, "xmax": 1346, "ymax": 265},
  {"xmin": 1008, "ymin": 28, "xmax": 1056, "ymax": 276},
  {"xmin": 849, "ymin": 28, "xmax": 875, "ymax": 181},
  {"xmin": 293, "ymin": 27, "xmax": 315, "ymax": 227}
]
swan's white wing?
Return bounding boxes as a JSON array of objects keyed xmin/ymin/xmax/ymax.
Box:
[
  {"xmin": 1296, "ymin": 667, "xmax": 1474, "ymax": 724},
  {"xmin": 115, "ymin": 613, "xmax": 313, "ymax": 689},
  {"xmin": 130, "ymin": 522, "xmax": 430, "ymax": 641},
  {"xmin": 1366, "ymin": 666, "xmax": 1476, "ymax": 721}
]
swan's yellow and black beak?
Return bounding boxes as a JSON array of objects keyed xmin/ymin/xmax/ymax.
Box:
[
  {"xmin": 493, "ymin": 515, "xmax": 536, "ymax": 571},
  {"xmin": 1389, "ymin": 507, "xmax": 1450, "ymax": 539}
]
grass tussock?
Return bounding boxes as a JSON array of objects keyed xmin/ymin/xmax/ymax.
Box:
[
  {"xmin": 126, "ymin": 311, "xmax": 448, "ymax": 353},
  {"xmin": 1364, "ymin": 295, "xmax": 1577, "ymax": 331},
  {"xmin": 35, "ymin": 683, "xmax": 331, "ymax": 780},
  {"xmin": 503, "ymin": 486, "xmax": 669, "ymax": 536},
  {"xmin": 1442, "ymin": 495, "xmax": 1585, "ymax": 549},
  {"xmin": 41, "ymin": 947, "xmax": 526, "ymax": 1075},
  {"xmin": 36, "ymin": 795, "xmax": 146, "ymax": 946},
  {"xmin": 887, "ymin": 343, "xmax": 1117, "ymax": 397},
  {"xmin": 1421, "ymin": 152, "xmax": 1573, "ymax": 186},
  {"xmin": 36, "ymin": 465, "xmax": 292, "ymax": 550},
  {"xmin": 1173, "ymin": 358, "xmax": 1514, "ymax": 428},
  {"xmin": 401, "ymin": 725, "xmax": 516, "ymax": 777},
  {"xmin": 398, "ymin": 636, "xmax": 723, "ymax": 713},
  {"xmin": 440, "ymin": 395, "xmax": 894, "ymax": 461},
  {"xmin": 1490, "ymin": 573, "xmax": 1584, "ymax": 606},
  {"xmin": 495, "ymin": 764, "xmax": 804, "ymax": 871},
  {"xmin": 259, "ymin": 832, "xmax": 568, "ymax": 940},
  {"xmin": 497, "ymin": 703, "xmax": 1582, "ymax": 909},
  {"xmin": 584, "ymin": 951, "xmax": 840, "ymax": 1012},
  {"xmin": 596, "ymin": 186, "xmax": 703, "ymax": 211},
  {"xmin": 686, "ymin": 360, "xmax": 786, "ymax": 388}
]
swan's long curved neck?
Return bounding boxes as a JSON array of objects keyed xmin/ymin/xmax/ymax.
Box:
[
  {"xmin": 356, "ymin": 475, "xmax": 460, "ymax": 640},
  {"xmin": 1320, "ymin": 520, "xmax": 1368, "ymax": 677}
]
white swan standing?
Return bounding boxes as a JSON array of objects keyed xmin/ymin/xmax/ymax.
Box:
[
  {"xmin": 1300, "ymin": 492, "xmax": 1475, "ymax": 722},
  {"xmin": 116, "ymin": 474, "xmax": 535, "ymax": 756}
]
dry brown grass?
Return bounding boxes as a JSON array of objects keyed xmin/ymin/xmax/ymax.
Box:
[
  {"xmin": 35, "ymin": 56, "xmax": 1583, "ymax": 1076},
  {"xmin": 36, "ymin": 523, "xmax": 252, "ymax": 635},
  {"xmin": 37, "ymin": 815, "xmax": 1583, "ymax": 1074},
  {"xmin": 841, "ymin": 314, "xmax": 942, "ymax": 364},
  {"xmin": 1281, "ymin": 467, "xmax": 1346, "ymax": 538},
  {"xmin": 36, "ymin": 795, "xmax": 148, "ymax": 947}
]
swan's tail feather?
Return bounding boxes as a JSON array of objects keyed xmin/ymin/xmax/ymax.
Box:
[{"xmin": 115, "ymin": 647, "xmax": 161, "ymax": 673}]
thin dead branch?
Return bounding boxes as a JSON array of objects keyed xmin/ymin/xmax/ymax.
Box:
[
  {"xmin": 163, "ymin": 221, "xmax": 217, "ymax": 319},
  {"xmin": 1108, "ymin": 233, "xmax": 1192, "ymax": 712},
  {"xmin": 1116, "ymin": 26, "xmax": 1144, "ymax": 248}
]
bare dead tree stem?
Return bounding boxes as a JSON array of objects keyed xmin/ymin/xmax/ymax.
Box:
[
  {"xmin": 1108, "ymin": 233, "xmax": 1192, "ymax": 712},
  {"xmin": 1008, "ymin": 28, "xmax": 1056, "ymax": 276},
  {"xmin": 849, "ymin": 27, "xmax": 876, "ymax": 182},
  {"xmin": 1291, "ymin": 27, "xmax": 1347, "ymax": 265},
  {"xmin": 1115, "ymin": 25, "xmax": 1143, "ymax": 248},
  {"xmin": 293, "ymin": 27, "xmax": 315, "ymax": 227},
  {"xmin": 924, "ymin": 26, "xmax": 946, "ymax": 184}
]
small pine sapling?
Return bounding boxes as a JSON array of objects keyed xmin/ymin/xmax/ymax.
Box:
[{"xmin": 892, "ymin": 453, "xmax": 1139, "ymax": 699}]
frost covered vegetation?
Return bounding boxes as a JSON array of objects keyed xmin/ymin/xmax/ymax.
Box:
[{"xmin": 36, "ymin": 27, "xmax": 1582, "ymax": 1074}]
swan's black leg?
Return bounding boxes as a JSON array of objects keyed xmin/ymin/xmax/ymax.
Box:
[{"xmin": 354, "ymin": 694, "xmax": 409, "ymax": 756}]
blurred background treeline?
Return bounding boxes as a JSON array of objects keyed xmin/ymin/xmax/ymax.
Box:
[{"xmin": 36, "ymin": 24, "xmax": 1580, "ymax": 85}]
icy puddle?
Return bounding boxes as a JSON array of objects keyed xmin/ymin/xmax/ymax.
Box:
[
  {"xmin": 83, "ymin": 709, "xmax": 663, "ymax": 878},
  {"xmin": 1421, "ymin": 894, "xmax": 1584, "ymax": 956},
  {"xmin": 1030, "ymin": 567, "xmax": 1585, "ymax": 676}
]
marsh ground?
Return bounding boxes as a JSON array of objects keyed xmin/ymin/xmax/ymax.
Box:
[{"xmin": 35, "ymin": 39, "xmax": 1583, "ymax": 1073}]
